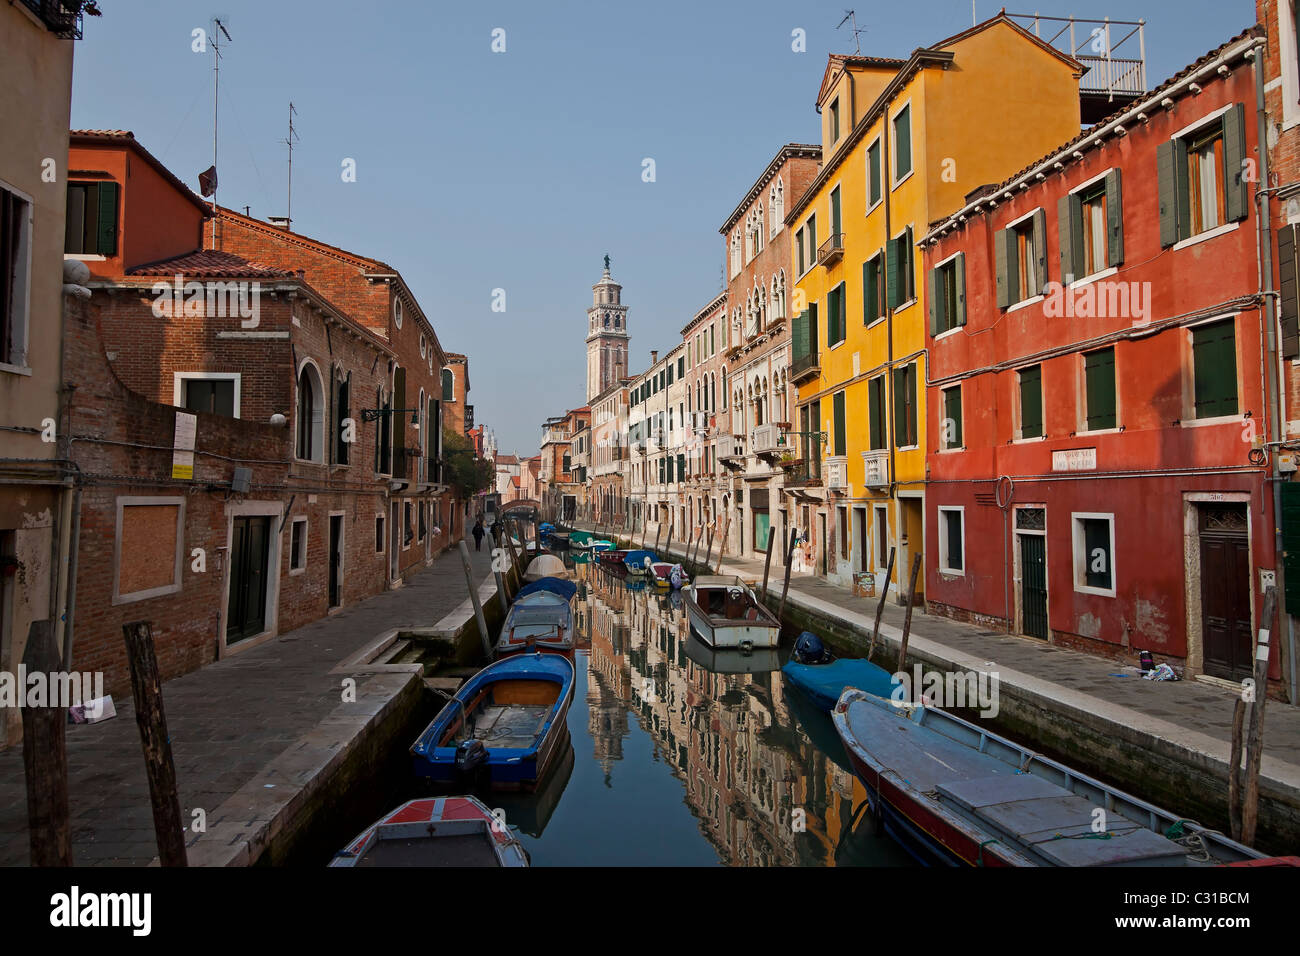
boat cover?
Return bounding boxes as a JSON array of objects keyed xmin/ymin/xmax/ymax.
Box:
[
  {"xmin": 517, "ymin": 577, "xmax": 578, "ymax": 601},
  {"xmin": 783, "ymin": 658, "xmax": 900, "ymax": 712}
]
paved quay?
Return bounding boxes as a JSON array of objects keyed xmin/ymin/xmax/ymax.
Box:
[
  {"xmin": 0, "ymin": 542, "xmax": 493, "ymax": 867},
  {"xmin": 574, "ymin": 521, "xmax": 1300, "ymax": 848}
]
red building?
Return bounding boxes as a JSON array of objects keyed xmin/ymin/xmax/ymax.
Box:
[{"xmin": 921, "ymin": 29, "xmax": 1284, "ymax": 692}]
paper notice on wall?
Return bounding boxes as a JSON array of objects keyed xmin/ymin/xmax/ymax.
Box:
[{"xmin": 172, "ymin": 411, "xmax": 197, "ymax": 479}]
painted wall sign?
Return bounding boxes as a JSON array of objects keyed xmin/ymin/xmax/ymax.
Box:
[{"xmin": 1051, "ymin": 447, "xmax": 1097, "ymax": 471}]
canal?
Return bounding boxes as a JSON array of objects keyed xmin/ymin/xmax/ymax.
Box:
[{"xmin": 435, "ymin": 554, "xmax": 914, "ymax": 866}]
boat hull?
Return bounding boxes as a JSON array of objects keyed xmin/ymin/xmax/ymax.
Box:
[{"xmin": 330, "ymin": 796, "xmax": 529, "ymax": 867}]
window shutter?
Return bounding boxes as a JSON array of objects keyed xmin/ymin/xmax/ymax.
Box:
[
  {"xmin": 1192, "ymin": 318, "xmax": 1238, "ymax": 418},
  {"xmin": 1084, "ymin": 348, "xmax": 1116, "ymax": 430},
  {"xmin": 1105, "ymin": 168, "xmax": 1124, "ymax": 267},
  {"xmin": 1032, "ymin": 208, "xmax": 1048, "ymax": 289},
  {"xmin": 1279, "ymin": 224, "xmax": 1300, "ymax": 360},
  {"xmin": 868, "ymin": 378, "xmax": 882, "ymax": 449},
  {"xmin": 1057, "ymin": 195, "xmax": 1076, "ymax": 282},
  {"xmin": 1020, "ymin": 365, "xmax": 1043, "ymax": 438},
  {"xmin": 893, "ymin": 367, "xmax": 907, "ymax": 445},
  {"xmin": 994, "ymin": 228, "xmax": 1010, "ymax": 309},
  {"xmin": 863, "ymin": 259, "xmax": 873, "ymax": 323},
  {"xmin": 833, "ymin": 391, "xmax": 846, "ymax": 456},
  {"xmin": 1004, "ymin": 227, "xmax": 1020, "ymax": 306},
  {"xmin": 1223, "ymin": 103, "xmax": 1249, "ymax": 223},
  {"xmin": 393, "ymin": 366, "xmax": 406, "ymax": 463},
  {"xmin": 954, "ymin": 253, "xmax": 966, "ymax": 327},
  {"xmin": 95, "ymin": 181, "xmax": 119, "ymax": 256},
  {"xmin": 886, "ymin": 235, "xmax": 900, "ymax": 309},
  {"xmin": 928, "ymin": 266, "xmax": 942, "ymax": 336},
  {"xmin": 1157, "ymin": 140, "xmax": 1178, "ymax": 247}
]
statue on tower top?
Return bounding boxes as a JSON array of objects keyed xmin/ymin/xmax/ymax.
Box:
[{"xmin": 603, "ymin": 253, "xmax": 610, "ymax": 273}]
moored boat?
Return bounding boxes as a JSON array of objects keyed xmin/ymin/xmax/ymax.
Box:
[
  {"xmin": 832, "ymin": 688, "xmax": 1266, "ymax": 867},
  {"xmin": 524, "ymin": 554, "xmax": 569, "ymax": 582},
  {"xmin": 622, "ymin": 549, "xmax": 657, "ymax": 575},
  {"xmin": 683, "ymin": 575, "xmax": 781, "ymax": 649},
  {"xmin": 329, "ymin": 796, "xmax": 529, "ymax": 867},
  {"xmin": 782, "ymin": 632, "xmax": 900, "ymax": 712},
  {"xmin": 497, "ymin": 577, "xmax": 577, "ymax": 656},
  {"xmin": 650, "ymin": 561, "xmax": 688, "ymax": 589},
  {"xmin": 411, "ymin": 652, "xmax": 575, "ymax": 790}
]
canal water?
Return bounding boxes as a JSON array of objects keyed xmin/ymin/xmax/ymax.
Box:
[{"xmin": 454, "ymin": 553, "xmax": 916, "ymax": 866}]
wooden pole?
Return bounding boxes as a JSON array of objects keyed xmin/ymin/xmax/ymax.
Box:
[
  {"xmin": 652, "ymin": 522, "xmax": 662, "ymax": 556},
  {"xmin": 704, "ymin": 527, "xmax": 715, "ymax": 571},
  {"xmin": 896, "ymin": 553, "xmax": 923, "ymax": 682},
  {"xmin": 121, "ymin": 620, "xmax": 187, "ymax": 867},
  {"xmin": 1229, "ymin": 697, "xmax": 1247, "ymax": 841},
  {"xmin": 868, "ymin": 547, "xmax": 897, "ymax": 662},
  {"xmin": 495, "ymin": 568, "xmax": 509, "ymax": 616},
  {"xmin": 691, "ymin": 527, "xmax": 702, "ymax": 565},
  {"xmin": 458, "ymin": 541, "xmax": 493, "ymax": 659},
  {"xmin": 760, "ymin": 527, "xmax": 776, "ymax": 601},
  {"xmin": 1241, "ymin": 585, "xmax": 1278, "ymax": 846},
  {"xmin": 22, "ymin": 620, "xmax": 71, "ymax": 866},
  {"xmin": 777, "ymin": 528, "xmax": 798, "ymax": 623},
  {"xmin": 716, "ymin": 514, "xmax": 731, "ymax": 573},
  {"xmin": 503, "ymin": 518, "xmax": 522, "ymax": 590},
  {"xmin": 665, "ymin": 523, "xmax": 673, "ymax": 562}
]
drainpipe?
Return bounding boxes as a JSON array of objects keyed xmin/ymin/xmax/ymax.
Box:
[
  {"xmin": 883, "ymin": 111, "xmax": 897, "ymax": 596},
  {"xmin": 1253, "ymin": 39, "xmax": 1297, "ymax": 704}
]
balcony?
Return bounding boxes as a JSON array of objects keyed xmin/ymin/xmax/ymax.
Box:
[
  {"xmin": 718, "ymin": 435, "xmax": 747, "ymax": 472},
  {"xmin": 20, "ymin": 0, "xmax": 92, "ymax": 38},
  {"xmin": 817, "ymin": 233, "xmax": 845, "ymax": 268},
  {"xmin": 782, "ymin": 460, "xmax": 822, "ymax": 488},
  {"xmin": 859, "ymin": 449, "xmax": 889, "ymax": 488},
  {"xmin": 752, "ymin": 423, "xmax": 788, "ymax": 460},
  {"xmin": 790, "ymin": 351, "xmax": 820, "ymax": 384},
  {"xmin": 790, "ymin": 312, "xmax": 820, "ymax": 385},
  {"xmin": 824, "ymin": 456, "xmax": 847, "ymax": 492}
]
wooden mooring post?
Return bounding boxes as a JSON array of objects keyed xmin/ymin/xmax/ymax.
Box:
[
  {"xmin": 665, "ymin": 523, "xmax": 674, "ymax": 561},
  {"xmin": 22, "ymin": 620, "xmax": 71, "ymax": 866},
  {"xmin": 1229, "ymin": 697, "xmax": 1247, "ymax": 840},
  {"xmin": 121, "ymin": 620, "xmax": 187, "ymax": 866},
  {"xmin": 715, "ymin": 515, "xmax": 730, "ymax": 574},
  {"xmin": 457, "ymin": 541, "xmax": 493, "ymax": 659},
  {"xmin": 777, "ymin": 529, "xmax": 798, "ymax": 624},
  {"xmin": 868, "ymin": 547, "xmax": 896, "ymax": 662},
  {"xmin": 1241, "ymin": 585, "xmax": 1278, "ymax": 846},
  {"xmin": 895, "ymin": 553, "xmax": 923, "ymax": 684},
  {"xmin": 652, "ymin": 522, "xmax": 662, "ymax": 555},
  {"xmin": 759, "ymin": 528, "xmax": 776, "ymax": 601},
  {"xmin": 703, "ymin": 527, "xmax": 715, "ymax": 571}
]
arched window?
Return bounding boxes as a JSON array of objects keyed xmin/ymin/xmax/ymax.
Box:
[
  {"xmin": 775, "ymin": 270, "xmax": 787, "ymax": 321},
  {"xmin": 296, "ymin": 362, "xmax": 324, "ymax": 462},
  {"xmin": 393, "ymin": 297, "xmax": 403, "ymax": 329},
  {"xmin": 771, "ymin": 178, "xmax": 784, "ymax": 237},
  {"xmin": 441, "ymin": 367, "xmax": 454, "ymax": 402}
]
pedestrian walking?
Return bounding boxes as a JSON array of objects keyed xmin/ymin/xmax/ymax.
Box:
[{"xmin": 472, "ymin": 518, "xmax": 485, "ymax": 552}]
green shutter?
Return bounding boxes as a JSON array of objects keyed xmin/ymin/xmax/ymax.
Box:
[
  {"xmin": 906, "ymin": 363, "xmax": 917, "ymax": 446},
  {"xmin": 1223, "ymin": 103, "xmax": 1249, "ymax": 223},
  {"xmin": 928, "ymin": 266, "xmax": 942, "ymax": 336},
  {"xmin": 95, "ymin": 181, "xmax": 119, "ymax": 256},
  {"xmin": 1157, "ymin": 140, "xmax": 1178, "ymax": 247},
  {"xmin": 393, "ymin": 366, "xmax": 406, "ymax": 463},
  {"xmin": 1279, "ymin": 225, "xmax": 1300, "ymax": 360},
  {"xmin": 903, "ymin": 227, "xmax": 914, "ymax": 301},
  {"xmin": 868, "ymin": 377, "xmax": 884, "ymax": 449},
  {"xmin": 1192, "ymin": 318, "xmax": 1238, "ymax": 419},
  {"xmin": 1084, "ymin": 348, "xmax": 1116, "ymax": 430},
  {"xmin": 895, "ymin": 106, "xmax": 912, "ymax": 178},
  {"xmin": 863, "ymin": 258, "xmax": 874, "ymax": 323},
  {"xmin": 1032, "ymin": 208, "xmax": 1048, "ymax": 290},
  {"xmin": 885, "ymin": 235, "xmax": 898, "ymax": 309},
  {"xmin": 1282, "ymin": 483, "xmax": 1300, "ymax": 614},
  {"xmin": 1105, "ymin": 169, "xmax": 1124, "ymax": 267},
  {"xmin": 1057, "ymin": 195, "xmax": 1076, "ymax": 282},
  {"xmin": 994, "ymin": 228, "xmax": 1010, "ymax": 309},
  {"xmin": 1005, "ymin": 228, "xmax": 1020, "ymax": 306},
  {"xmin": 893, "ymin": 367, "xmax": 907, "ymax": 445},
  {"xmin": 954, "ymin": 253, "xmax": 966, "ymax": 326},
  {"xmin": 1020, "ymin": 365, "xmax": 1043, "ymax": 438},
  {"xmin": 833, "ymin": 391, "xmax": 846, "ymax": 456},
  {"xmin": 869, "ymin": 141, "xmax": 882, "ymax": 205}
]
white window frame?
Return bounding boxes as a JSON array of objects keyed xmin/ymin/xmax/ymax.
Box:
[
  {"xmin": 1071, "ymin": 511, "xmax": 1117, "ymax": 597},
  {"xmin": 891, "ymin": 99, "xmax": 914, "ymax": 189},
  {"xmin": 375, "ymin": 512, "xmax": 386, "ymax": 554},
  {"xmin": 937, "ymin": 505, "xmax": 965, "ymax": 575},
  {"xmin": 0, "ymin": 177, "xmax": 34, "ymax": 375},
  {"xmin": 173, "ymin": 371, "xmax": 242, "ymax": 418},
  {"xmin": 112, "ymin": 496, "xmax": 186, "ymax": 605},
  {"xmin": 289, "ymin": 516, "xmax": 308, "ymax": 575}
]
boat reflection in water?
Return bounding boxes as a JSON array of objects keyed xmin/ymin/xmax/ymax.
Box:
[{"xmin": 481, "ymin": 554, "xmax": 914, "ymax": 867}]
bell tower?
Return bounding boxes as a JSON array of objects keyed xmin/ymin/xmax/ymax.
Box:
[{"xmin": 586, "ymin": 255, "xmax": 629, "ymax": 402}]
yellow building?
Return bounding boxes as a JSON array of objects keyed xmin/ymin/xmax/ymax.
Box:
[{"xmin": 785, "ymin": 14, "xmax": 1082, "ymax": 595}]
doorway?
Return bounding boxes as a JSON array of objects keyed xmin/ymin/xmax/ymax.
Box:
[
  {"xmin": 389, "ymin": 501, "xmax": 400, "ymax": 583},
  {"xmin": 329, "ymin": 514, "xmax": 343, "ymax": 609},
  {"xmin": 856, "ymin": 507, "xmax": 868, "ymax": 572},
  {"xmin": 900, "ymin": 497, "xmax": 924, "ymax": 604},
  {"xmin": 1015, "ymin": 507, "xmax": 1048, "ymax": 639},
  {"xmin": 1199, "ymin": 504, "xmax": 1252, "ymax": 682},
  {"xmin": 227, "ymin": 515, "xmax": 271, "ymax": 643}
]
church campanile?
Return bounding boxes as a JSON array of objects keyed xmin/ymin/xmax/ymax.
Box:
[{"xmin": 586, "ymin": 256, "xmax": 629, "ymax": 402}]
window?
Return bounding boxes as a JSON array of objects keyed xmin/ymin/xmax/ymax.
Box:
[
  {"xmin": 290, "ymin": 518, "xmax": 308, "ymax": 572},
  {"xmin": 996, "ymin": 211, "xmax": 1047, "ymax": 307},
  {"xmin": 839, "ymin": 506, "xmax": 849, "ymax": 558},
  {"xmin": 441, "ymin": 367, "xmax": 454, "ymax": 401},
  {"xmin": 1, "ymin": 183, "xmax": 32, "ymax": 368},
  {"xmin": 868, "ymin": 376, "xmax": 887, "ymax": 449},
  {"xmin": 893, "ymin": 362, "xmax": 917, "ymax": 448},
  {"xmin": 419, "ymin": 501, "xmax": 426, "ymax": 541},
  {"xmin": 64, "ymin": 180, "xmax": 119, "ymax": 256},
  {"xmin": 887, "ymin": 227, "xmax": 914, "ymax": 308},
  {"xmin": 375, "ymin": 514, "xmax": 385, "ymax": 553},
  {"xmin": 678, "ymin": 356, "xmax": 685, "ymax": 377},
  {"xmin": 827, "ymin": 282, "xmax": 846, "ymax": 346},
  {"xmin": 1191, "ymin": 317, "xmax": 1238, "ymax": 419},
  {"xmin": 893, "ymin": 105, "xmax": 912, "ymax": 181},
  {"xmin": 830, "ymin": 97, "xmax": 840, "ymax": 142},
  {"xmin": 175, "ymin": 373, "xmax": 239, "ymax": 417},
  {"xmin": 830, "ymin": 185, "xmax": 842, "ymax": 238},
  {"xmin": 1073, "ymin": 514, "xmax": 1115, "ymax": 594},
  {"xmin": 941, "ymin": 385, "xmax": 962, "ymax": 449},
  {"xmin": 928, "ymin": 254, "xmax": 966, "ymax": 335},
  {"xmin": 1018, "ymin": 365, "xmax": 1043, "ymax": 439},
  {"xmin": 867, "ymin": 138, "xmax": 882, "ymax": 208},
  {"xmin": 1059, "ymin": 170, "xmax": 1123, "ymax": 280},
  {"xmin": 939, "ymin": 507, "xmax": 964, "ymax": 573},
  {"xmin": 1083, "ymin": 347, "xmax": 1116, "ymax": 431},
  {"xmin": 334, "ymin": 372, "xmax": 351, "ymax": 465},
  {"xmin": 296, "ymin": 363, "xmax": 325, "ymax": 462},
  {"xmin": 419, "ymin": 334, "xmax": 426, "ymax": 358},
  {"xmin": 1158, "ymin": 104, "xmax": 1248, "ymax": 246},
  {"xmin": 404, "ymin": 501, "xmax": 413, "ymax": 547},
  {"xmin": 863, "ymin": 253, "xmax": 884, "ymax": 324},
  {"xmin": 393, "ymin": 297, "xmax": 403, "ymax": 328},
  {"xmin": 832, "ymin": 390, "xmax": 846, "ymax": 456},
  {"xmin": 114, "ymin": 497, "xmax": 185, "ymax": 604}
]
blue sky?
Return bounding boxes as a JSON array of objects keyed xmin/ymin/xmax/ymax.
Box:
[{"xmin": 70, "ymin": 0, "xmax": 1256, "ymax": 455}]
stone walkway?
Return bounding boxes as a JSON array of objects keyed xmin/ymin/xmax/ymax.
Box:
[{"xmin": 0, "ymin": 542, "xmax": 493, "ymax": 867}]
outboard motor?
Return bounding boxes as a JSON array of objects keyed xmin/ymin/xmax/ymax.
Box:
[
  {"xmin": 455, "ymin": 739, "xmax": 487, "ymax": 775},
  {"xmin": 792, "ymin": 631, "xmax": 833, "ymax": 665}
]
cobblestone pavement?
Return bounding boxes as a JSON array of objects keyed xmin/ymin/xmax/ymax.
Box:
[{"xmin": 0, "ymin": 542, "xmax": 494, "ymax": 867}]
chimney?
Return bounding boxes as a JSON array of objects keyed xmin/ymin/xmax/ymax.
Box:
[
  {"xmin": 268, "ymin": 216, "xmax": 291, "ymax": 230},
  {"xmin": 650, "ymin": 350, "xmax": 658, "ymax": 365}
]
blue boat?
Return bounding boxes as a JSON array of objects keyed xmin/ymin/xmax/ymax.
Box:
[
  {"xmin": 622, "ymin": 549, "xmax": 657, "ymax": 575},
  {"xmin": 782, "ymin": 632, "xmax": 900, "ymax": 712},
  {"xmin": 411, "ymin": 653, "xmax": 575, "ymax": 791}
]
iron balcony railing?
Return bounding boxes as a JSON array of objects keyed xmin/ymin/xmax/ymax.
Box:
[
  {"xmin": 817, "ymin": 233, "xmax": 845, "ymax": 267},
  {"xmin": 19, "ymin": 0, "xmax": 90, "ymax": 38}
]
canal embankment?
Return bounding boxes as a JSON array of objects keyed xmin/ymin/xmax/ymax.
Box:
[{"xmin": 562, "ymin": 521, "xmax": 1300, "ymax": 853}]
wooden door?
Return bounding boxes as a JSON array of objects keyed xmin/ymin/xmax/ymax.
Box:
[{"xmin": 1200, "ymin": 506, "xmax": 1252, "ymax": 682}]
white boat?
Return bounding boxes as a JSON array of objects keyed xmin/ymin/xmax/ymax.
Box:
[{"xmin": 682, "ymin": 575, "xmax": 781, "ymax": 650}]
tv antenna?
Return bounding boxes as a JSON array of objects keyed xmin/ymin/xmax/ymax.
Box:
[
  {"xmin": 837, "ymin": 9, "xmax": 864, "ymax": 54},
  {"xmin": 283, "ymin": 102, "xmax": 299, "ymax": 230},
  {"xmin": 211, "ymin": 17, "xmax": 232, "ymax": 246}
]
